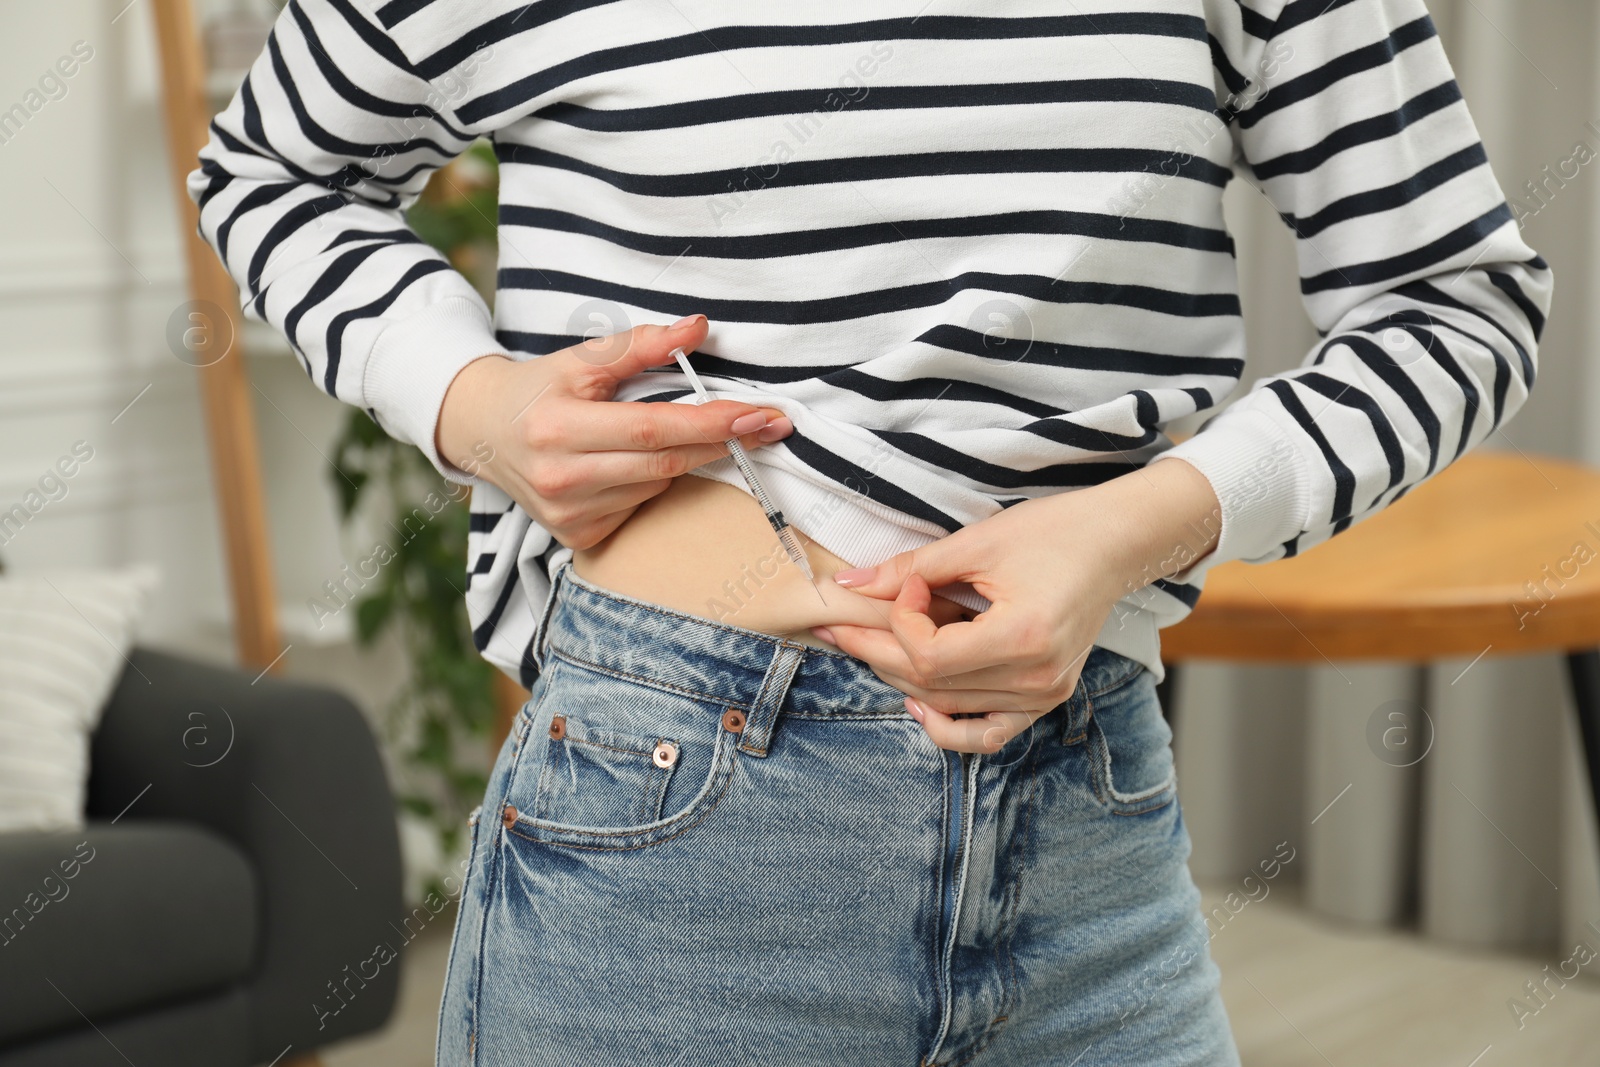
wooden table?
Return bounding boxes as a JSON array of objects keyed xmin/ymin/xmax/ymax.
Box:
[{"xmin": 1159, "ymin": 450, "xmax": 1600, "ymax": 843}]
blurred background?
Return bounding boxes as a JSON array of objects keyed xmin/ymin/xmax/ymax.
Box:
[{"xmin": 1, "ymin": 1, "xmax": 1599, "ymax": 1065}]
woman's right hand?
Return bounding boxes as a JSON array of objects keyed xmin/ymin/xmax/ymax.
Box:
[{"xmin": 435, "ymin": 314, "xmax": 794, "ymax": 551}]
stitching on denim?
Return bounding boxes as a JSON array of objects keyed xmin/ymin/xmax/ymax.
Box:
[
  {"xmin": 787, "ymin": 711, "xmax": 909, "ymax": 721},
  {"xmin": 740, "ymin": 647, "xmax": 787, "ymax": 756},
  {"xmin": 1113, "ymin": 796, "xmax": 1176, "ymax": 816},
  {"xmin": 530, "ymin": 561, "xmax": 568, "ymax": 671},
  {"xmin": 505, "ymin": 743, "xmax": 736, "ymax": 852},
  {"xmin": 1084, "ymin": 654, "xmax": 1145, "ymax": 699},
  {"xmin": 560, "ymin": 734, "xmax": 669, "ymax": 758},
  {"xmin": 1055, "ymin": 653, "xmax": 1138, "ymax": 746},
  {"xmin": 1097, "ymin": 694, "xmax": 1175, "ymax": 807},
  {"xmin": 998, "ymin": 738, "xmax": 1043, "ymax": 1042},
  {"xmin": 532, "ymin": 733, "xmax": 677, "ymax": 825},
  {"xmin": 513, "ymin": 702, "xmax": 535, "ymax": 748},
  {"xmin": 742, "ymin": 641, "xmax": 806, "ymax": 756},
  {"xmin": 1108, "ymin": 764, "xmax": 1176, "ymax": 805},
  {"xmin": 559, "ymin": 570, "xmax": 857, "ymax": 660},
  {"xmin": 466, "ymin": 818, "xmax": 504, "ymax": 1067},
  {"xmin": 507, "ymin": 671, "xmax": 556, "ymax": 839},
  {"xmin": 547, "ymin": 647, "xmax": 739, "ymax": 708},
  {"xmin": 643, "ymin": 757, "xmax": 676, "ymax": 824},
  {"xmin": 435, "ymin": 799, "xmax": 484, "ymax": 1067},
  {"xmin": 927, "ymin": 753, "xmax": 954, "ymax": 1066},
  {"xmin": 1085, "ymin": 681, "xmax": 1177, "ymax": 815},
  {"xmin": 549, "ymin": 647, "xmax": 911, "ymax": 722},
  {"xmin": 512, "ymin": 683, "xmax": 546, "ymax": 760},
  {"xmin": 505, "ymin": 727, "xmax": 735, "ymax": 848},
  {"xmin": 1083, "ymin": 685, "xmax": 1107, "ymax": 804}
]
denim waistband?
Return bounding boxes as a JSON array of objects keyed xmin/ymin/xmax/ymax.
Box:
[{"xmin": 531, "ymin": 559, "xmax": 1142, "ymax": 742}]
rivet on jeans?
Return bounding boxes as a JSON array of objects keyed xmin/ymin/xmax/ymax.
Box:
[
  {"xmin": 722, "ymin": 708, "xmax": 746, "ymax": 734},
  {"xmin": 652, "ymin": 741, "xmax": 679, "ymax": 768},
  {"xmin": 548, "ymin": 715, "xmax": 566, "ymax": 740},
  {"xmin": 502, "ymin": 805, "xmax": 518, "ymax": 830}
]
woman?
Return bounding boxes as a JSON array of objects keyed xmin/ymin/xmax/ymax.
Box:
[{"xmin": 192, "ymin": 0, "xmax": 1551, "ymax": 1063}]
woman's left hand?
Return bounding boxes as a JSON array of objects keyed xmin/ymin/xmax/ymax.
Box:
[{"xmin": 812, "ymin": 458, "xmax": 1221, "ymax": 753}]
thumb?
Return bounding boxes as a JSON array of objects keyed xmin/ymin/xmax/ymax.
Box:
[
  {"xmin": 563, "ymin": 314, "xmax": 710, "ymax": 398},
  {"xmin": 832, "ymin": 532, "xmax": 977, "ymax": 601}
]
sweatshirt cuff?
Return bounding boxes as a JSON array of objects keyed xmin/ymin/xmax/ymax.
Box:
[
  {"xmin": 362, "ymin": 296, "xmax": 509, "ymax": 484},
  {"xmin": 1155, "ymin": 408, "xmax": 1312, "ymax": 584}
]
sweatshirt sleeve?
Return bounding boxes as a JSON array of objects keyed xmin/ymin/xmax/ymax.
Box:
[
  {"xmin": 1160, "ymin": 0, "xmax": 1553, "ymax": 583},
  {"xmin": 185, "ymin": 0, "xmax": 507, "ymax": 482}
]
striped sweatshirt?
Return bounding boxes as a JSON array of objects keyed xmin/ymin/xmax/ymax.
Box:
[{"xmin": 190, "ymin": 0, "xmax": 1552, "ymax": 688}]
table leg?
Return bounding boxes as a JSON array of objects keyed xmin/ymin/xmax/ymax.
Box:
[{"xmin": 1566, "ymin": 651, "xmax": 1600, "ymax": 842}]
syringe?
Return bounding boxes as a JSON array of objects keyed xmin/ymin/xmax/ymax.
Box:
[{"xmin": 671, "ymin": 348, "xmax": 817, "ymax": 584}]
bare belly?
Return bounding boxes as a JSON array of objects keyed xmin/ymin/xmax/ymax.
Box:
[{"xmin": 571, "ymin": 473, "xmax": 971, "ymax": 650}]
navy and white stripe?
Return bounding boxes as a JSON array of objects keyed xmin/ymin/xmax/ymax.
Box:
[{"xmin": 190, "ymin": 0, "xmax": 1552, "ymax": 686}]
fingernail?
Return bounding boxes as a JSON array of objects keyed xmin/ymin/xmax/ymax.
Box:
[
  {"xmin": 669, "ymin": 314, "xmax": 705, "ymax": 330},
  {"xmin": 731, "ymin": 412, "xmax": 769, "ymax": 433},
  {"xmin": 811, "ymin": 626, "xmax": 834, "ymax": 644},
  {"xmin": 904, "ymin": 697, "xmax": 924, "ymax": 722},
  {"xmin": 757, "ymin": 417, "xmax": 792, "ymax": 442},
  {"xmin": 834, "ymin": 567, "xmax": 874, "ymax": 587}
]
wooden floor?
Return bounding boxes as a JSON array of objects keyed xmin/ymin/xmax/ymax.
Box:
[
  {"xmin": 1208, "ymin": 884, "xmax": 1600, "ymax": 1067},
  {"xmin": 321, "ymin": 883, "xmax": 1600, "ymax": 1067}
]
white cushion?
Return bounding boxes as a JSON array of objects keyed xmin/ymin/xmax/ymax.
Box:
[{"xmin": 0, "ymin": 565, "xmax": 160, "ymax": 833}]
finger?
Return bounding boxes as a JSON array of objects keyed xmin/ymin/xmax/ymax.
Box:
[
  {"xmin": 871, "ymin": 672, "xmax": 1033, "ymax": 716},
  {"xmin": 926, "ymin": 591, "xmax": 975, "ymax": 628},
  {"xmin": 568, "ymin": 477, "xmax": 672, "ymax": 519},
  {"xmin": 885, "ymin": 573, "xmax": 992, "ymax": 693},
  {"xmin": 822, "ymin": 619, "xmax": 975, "ymax": 692},
  {"xmin": 891, "ymin": 594, "xmax": 1047, "ymax": 679},
  {"xmin": 825, "ymin": 610, "xmax": 1079, "ymax": 693},
  {"xmin": 832, "ymin": 531, "xmax": 986, "ymax": 602},
  {"xmin": 567, "ymin": 398, "xmax": 792, "ymax": 454},
  {"xmin": 827, "ymin": 621, "xmax": 1051, "ymax": 707},
  {"xmin": 515, "ymin": 480, "xmax": 665, "ymax": 548},
  {"xmin": 559, "ymin": 316, "xmax": 710, "ymax": 396},
  {"xmin": 562, "ymin": 502, "xmax": 647, "ymax": 551},
  {"xmin": 886, "ymin": 571, "xmax": 945, "ymax": 676},
  {"xmin": 812, "ymin": 586, "xmax": 980, "ymax": 644},
  {"xmin": 909, "ymin": 699, "xmax": 1051, "ymax": 754},
  {"xmin": 557, "ymin": 419, "xmax": 795, "ymax": 489}
]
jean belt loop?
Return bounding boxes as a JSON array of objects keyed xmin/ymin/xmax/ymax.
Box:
[
  {"xmin": 529, "ymin": 558, "xmax": 569, "ymax": 673},
  {"xmin": 737, "ymin": 639, "xmax": 807, "ymax": 758},
  {"xmin": 1060, "ymin": 674, "xmax": 1094, "ymax": 745}
]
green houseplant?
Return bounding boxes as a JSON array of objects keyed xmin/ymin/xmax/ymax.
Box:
[{"xmin": 328, "ymin": 141, "xmax": 503, "ymax": 898}]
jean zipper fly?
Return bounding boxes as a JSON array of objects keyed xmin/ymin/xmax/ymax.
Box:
[{"xmin": 928, "ymin": 750, "xmax": 980, "ymax": 1066}]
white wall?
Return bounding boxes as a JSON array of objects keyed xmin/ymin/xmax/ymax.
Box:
[
  {"xmin": 0, "ymin": 0, "xmax": 399, "ymax": 666},
  {"xmin": 0, "ymin": 1, "xmax": 423, "ymax": 876}
]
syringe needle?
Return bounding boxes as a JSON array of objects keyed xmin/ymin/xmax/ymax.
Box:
[
  {"xmin": 726, "ymin": 437, "xmax": 816, "ymax": 578},
  {"xmin": 673, "ymin": 348, "xmax": 823, "ymax": 593}
]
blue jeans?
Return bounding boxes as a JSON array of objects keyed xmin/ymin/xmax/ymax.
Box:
[{"xmin": 437, "ymin": 560, "xmax": 1239, "ymax": 1066}]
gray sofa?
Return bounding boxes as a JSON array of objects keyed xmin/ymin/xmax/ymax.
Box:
[{"xmin": 0, "ymin": 649, "xmax": 404, "ymax": 1066}]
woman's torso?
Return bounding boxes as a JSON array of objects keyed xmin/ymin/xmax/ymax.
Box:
[
  {"xmin": 570, "ymin": 473, "xmax": 973, "ymax": 645},
  {"xmin": 465, "ymin": 5, "xmax": 1240, "ymax": 666}
]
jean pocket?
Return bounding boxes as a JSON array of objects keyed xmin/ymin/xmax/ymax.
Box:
[
  {"xmin": 1084, "ymin": 666, "xmax": 1177, "ymax": 816},
  {"xmin": 498, "ymin": 655, "xmax": 738, "ymax": 850}
]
